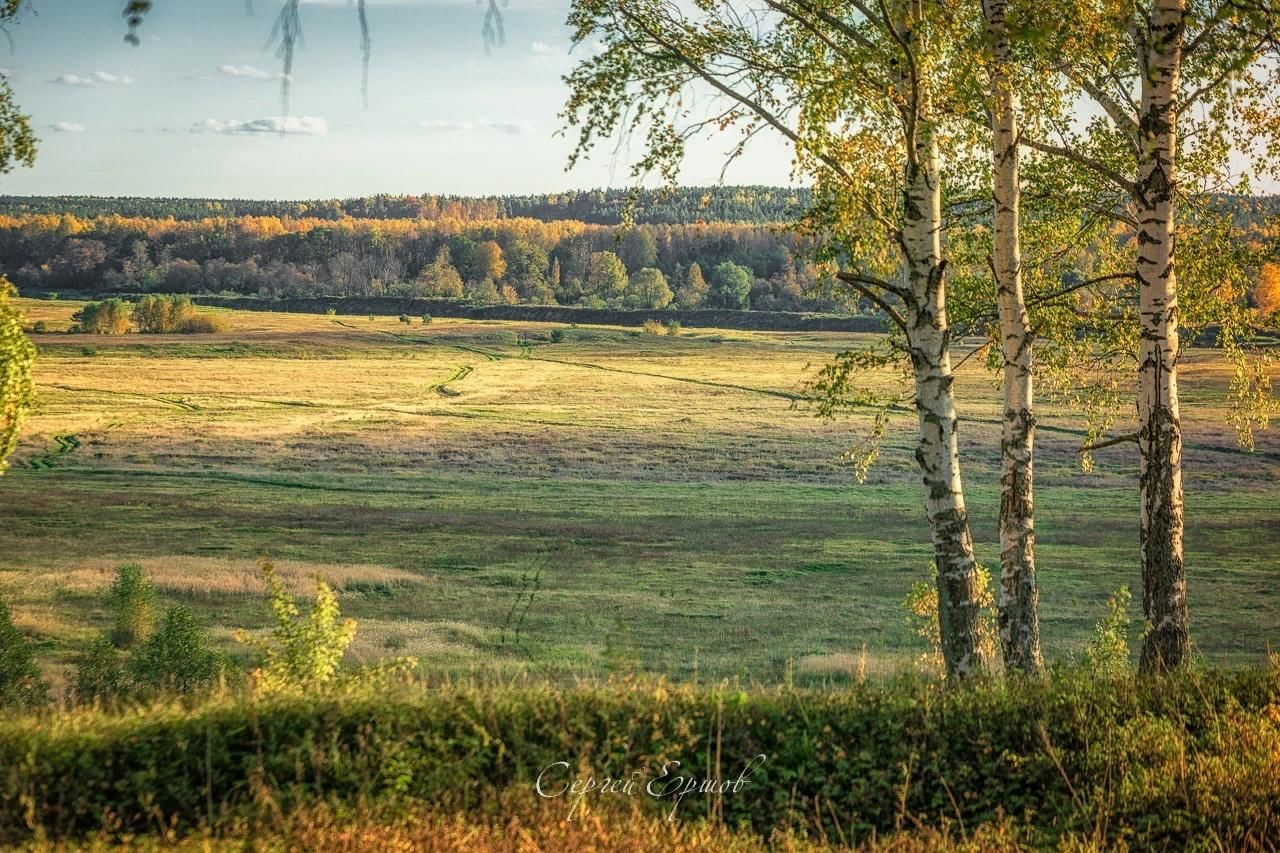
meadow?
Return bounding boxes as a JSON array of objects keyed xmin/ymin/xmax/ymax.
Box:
[{"xmin": 3, "ymin": 297, "xmax": 1278, "ymax": 687}]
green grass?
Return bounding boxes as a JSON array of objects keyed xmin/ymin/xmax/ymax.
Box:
[{"xmin": 3, "ymin": 299, "xmax": 1279, "ymax": 683}]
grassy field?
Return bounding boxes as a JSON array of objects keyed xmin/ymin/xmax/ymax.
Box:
[{"xmin": 3, "ymin": 298, "xmax": 1278, "ymax": 684}]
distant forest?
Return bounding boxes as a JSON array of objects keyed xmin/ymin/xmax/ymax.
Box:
[
  {"xmin": 0, "ymin": 188, "xmax": 1275, "ymax": 315},
  {"xmin": 0, "ymin": 214, "xmax": 844, "ymax": 314},
  {"xmin": 0, "ymin": 186, "xmax": 813, "ymax": 226}
]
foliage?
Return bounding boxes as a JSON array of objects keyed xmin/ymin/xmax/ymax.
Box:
[
  {"xmin": 126, "ymin": 605, "xmax": 222, "ymax": 695},
  {"xmin": 70, "ymin": 298, "xmax": 131, "ymax": 335},
  {"xmin": 0, "ymin": 595, "xmax": 46, "ymax": 708},
  {"xmin": 2, "ymin": 671, "xmax": 1279, "ymax": 846},
  {"xmin": 0, "ymin": 78, "xmax": 36, "ymax": 178},
  {"xmin": 107, "ymin": 562, "xmax": 157, "ymax": 649},
  {"xmin": 69, "ymin": 635, "xmax": 127, "ymax": 706},
  {"xmin": 626, "ymin": 267, "xmax": 673, "ymax": 309},
  {"xmin": 664, "ymin": 319, "xmax": 681, "ymax": 336},
  {"xmin": 639, "ymin": 318, "xmax": 665, "ymax": 336},
  {"xmin": 1081, "ymin": 587, "xmax": 1134, "ymax": 679},
  {"xmin": 238, "ymin": 561, "xmax": 356, "ymax": 696},
  {"xmin": 0, "ymin": 278, "xmax": 35, "ymax": 474},
  {"xmin": 905, "ymin": 564, "xmax": 999, "ymax": 676},
  {"xmin": 675, "ymin": 262, "xmax": 709, "ymax": 308},
  {"xmin": 710, "ymin": 261, "xmax": 753, "ymax": 310},
  {"xmin": 1254, "ymin": 262, "xmax": 1280, "ymax": 322},
  {"xmin": 131, "ymin": 294, "xmax": 194, "ymax": 333},
  {"xmin": 0, "ymin": 186, "xmax": 812, "ymax": 224}
]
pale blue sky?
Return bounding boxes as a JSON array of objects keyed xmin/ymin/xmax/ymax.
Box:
[{"xmin": 0, "ymin": 0, "xmax": 795, "ymax": 198}]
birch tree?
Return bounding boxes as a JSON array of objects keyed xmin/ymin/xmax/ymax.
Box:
[
  {"xmin": 979, "ymin": 0, "xmax": 1041, "ymax": 674},
  {"xmin": 1025, "ymin": 0, "xmax": 1280, "ymax": 672},
  {"xmin": 564, "ymin": 0, "xmax": 988, "ymax": 677}
]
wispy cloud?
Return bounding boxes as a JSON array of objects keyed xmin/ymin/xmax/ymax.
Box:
[
  {"xmin": 49, "ymin": 71, "xmax": 132, "ymax": 87},
  {"xmin": 217, "ymin": 64, "xmax": 289, "ymax": 81},
  {"xmin": 417, "ymin": 119, "xmax": 533, "ymax": 135},
  {"xmin": 50, "ymin": 121, "xmax": 85, "ymax": 133},
  {"xmin": 192, "ymin": 116, "xmax": 329, "ymax": 136}
]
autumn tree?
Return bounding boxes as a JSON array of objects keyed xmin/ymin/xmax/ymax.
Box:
[
  {"xmin": 415, "ymin": 247, "xmax": 465, "ymax": 298},
  {"xmin": 565, "ymin": 0, "xmax": 990, "ymax": 676},
  {"xmin": 710, "ymin": 261, "xmax": 753, "ymax": 310},
  {"xmin": 583, "ymin": 250, "xmax": 629, "ymax": 306},
  {"xmin": 1254, "ymin": 263, "xmax": 1280, "ymax": 321},
  {"xmin": 0, "ymin": 279, "xmax": 35, "ymax": 474},
  {"xmin": 676, "ymin": 262, "xmax": 710, "ymax": 309},
  {"xmin": 1034, "ymin": 0, "xmax": 1280, "ymax": 672},
  {"xmin": 627, "ymin": 267, "xmax": 674, "ymax": 309}
]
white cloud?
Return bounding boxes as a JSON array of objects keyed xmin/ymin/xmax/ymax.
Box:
[
  {"xmin": 50, "ymin": 121, "xmax": 85, "ymax": 133},
  {"xmin": 217, "ymin": 64, "xmax": 288, "ymax": 81},
  {"xmin": 50, "ymin": 71, "xmax": 132, "ymax": 87},
  {"xmin": 417, "ymin": 119, "xmax": 533, "ymax": 135},
  {"xmin": 530, "ymin": 41, "xmax": 561, "ymax": 56},
  {"xmin": 192, "ymin": 116, "xmax": 329, "ymax": 136}
]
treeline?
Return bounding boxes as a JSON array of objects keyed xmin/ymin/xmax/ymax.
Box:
[
  {"xmin": 0, "ymin": 186, "xmax": 812, "ymax": 225},
  {"xmin": 0, "ymin": 213, "xmax": 854, "ymax": 314}
]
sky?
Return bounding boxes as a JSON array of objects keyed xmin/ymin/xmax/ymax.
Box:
[{"xmin": 0, "ymin": 0, "xmax": 797, "ymax": 199}]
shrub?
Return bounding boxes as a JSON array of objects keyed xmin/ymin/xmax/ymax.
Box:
[
  {"xmin": 132, "ymin": 294, "xmax": 196, "ymax": 334},
  {"xmin": 325, "ymin": 307, "xmax": 337, "ymax": 316},
  {"xmin": 79, "ymin": 345, "xmax": 97, "ymax": 357},
  {"xmin": 30, "ymin": 320, "xmax": 48, "ymax": 334},
  {"xmin": 665, "ymin": 320, "xmax": 682, "ymax": 336},
  {"xmin": 2, "ymin": 671, "xmax": 1278, "ymax": 846},
  {"xmin": 399, "ymin": 314, "xmax": 410, "ymax": 324},
  {"xmin": 70, "ymin": 299, "xmax": 131, "ymax": 335},
  {"xmin": 0, "ymin": 596, "xmax": 46, "ymax": 708},
  {"xmin": 905, "ymin": 563, "xmax": 999, "ymax": 675},
  {"xmin": 1081, "ymin": 586, "xmax": 1134, "ymax": 678},
  {"xmin": 178, "ymin": 312, "xmax": 228, "ymax": 334},
  {"xmin": 126, "ymin": 605, "xmax": 223, "ymax": 694},
  {"xmin": 108, "ymin": 563, "xmax": 157, "ymax": 649},
  {"xmin": 549, "ymin": 327, "xmax": 566, "ymax": 343},
  {"xmin": 44, "ymin": 292, "xmax": 57, "ymax": 301},
  {"xmin": 640, "ymin": 319, "xmax": 665, "ymax": 335},
  {"xmin": 70, "ymin": 635, "xmax": 127, "ymax": 705},
  {"xmin": 420, "ymin": 314, "xmax": 432, "ymax": 325},
  {"xmin": 238, "ymin": 561, "xmax": 356, "ymax": 696}
]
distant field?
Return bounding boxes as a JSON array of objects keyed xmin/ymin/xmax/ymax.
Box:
[{"xmin": 3, "ymin": 298, "xmax": 1278, "ymax": 683}]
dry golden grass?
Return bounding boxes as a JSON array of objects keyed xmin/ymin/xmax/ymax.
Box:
[{"xmin": 11, "ymin": 555, "xmax": 423, "ymax": 598}]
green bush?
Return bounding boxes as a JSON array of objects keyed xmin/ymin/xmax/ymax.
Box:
[
  {"xmin": 398, "ymin": 314, "xmax": 410, "ymax": 324},
  {"xmin": 30, "ymin": 320, "xmax": 48, "ymax": 334},
  {"xmin": 126, "ymin": 605, "xmax": 223, "ymax": 695},
  {"xmin": 665, "ymin": 319, "xmax": 682, "ymax": 336},
  {"xmin": 1081, "ymin": 586, "xmax": 1134, "ymax": 678},
  {"xmin": 237, "ymin": 562, "xmax": 356, "ymax": 696},
  {"xmin": 70, "ymin": 299, "xmax": 131, "ymax": 335},
  {"xmin": 108, "ymin": 563, "xmax": 157, "ymax": 649},
  {"xmin": 420, "ymin": 314, "xmax": 432, "ymax": 325},
  {"xmin": 70, "ymin": 635, "xmax": 127, "ymax": 705},
  {"xmin": 79, "ymin": 345, "xmax": 97, "ymax": 357},
  {"xmin": 549, "ymin": 327, "xmax": 566, "ymax": 343},
  {"xmin": 1, "ymin": 670, "xmax": 1277, "ymax": 845},
  {"xmin": 0, "ymin": 596, "xmax": 46, "ymax": 708}
]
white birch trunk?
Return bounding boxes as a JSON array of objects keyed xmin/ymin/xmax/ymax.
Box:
[
  {"xmin": 984, "ymin": 0, "xmax": 1041, "ymax": 674},
  {"xmin": 1136, "ymin": 0, "xmax": 1190, "ymax": 672},
  {"xmin": 903, "ymin": 124, "xmax": 985, "ymax": 680}
]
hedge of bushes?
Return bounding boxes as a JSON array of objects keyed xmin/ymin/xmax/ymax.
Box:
[{"xmin": 1, "ymin": 669, "xmax": 1277, "ymax": 846}]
